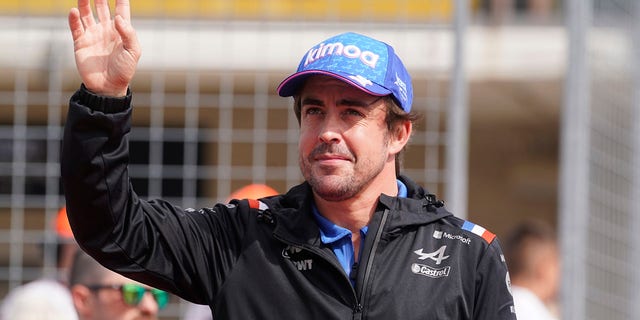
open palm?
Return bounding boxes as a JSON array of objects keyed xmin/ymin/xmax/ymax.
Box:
[{"xmin": 68, "ymin": 0, "xmax": 140, "ymax": 97}]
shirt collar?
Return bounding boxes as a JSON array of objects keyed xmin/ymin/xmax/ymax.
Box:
[
  {"xmin": 313, "ymin": 206, "xmax": 352, "ymax": 244},
  {"xmin": 313, "ymin": 179, "xmax": 408, "ymax": 244},
  {"xmin": 397, "ymin": 179, "xmax": 408, "ymax": 198}
]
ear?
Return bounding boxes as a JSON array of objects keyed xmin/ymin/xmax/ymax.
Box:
[
  {"xmin": 388, "ymin": 120, "xmax": 412, "ymax": 155},
  {"xmin": 70, "ymin": 285, "xmax": 94, "ymax": 318}
]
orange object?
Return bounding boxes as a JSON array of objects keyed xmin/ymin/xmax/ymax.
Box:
[
  {"xmin": 225, "ymin": 184, "xmax": 278, "ymax": 203},
  {"xmin": 55, "ymin": 206, "xmax": 74, "ymax": 239}
]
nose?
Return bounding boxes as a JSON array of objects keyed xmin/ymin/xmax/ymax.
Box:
[
  {"xmin": 137, "ymin": 291, "xmax": 159, "ymax": 315},
  {"xmin": 317, "ymin": 112, "xmax": 342, "ymax": 144}
]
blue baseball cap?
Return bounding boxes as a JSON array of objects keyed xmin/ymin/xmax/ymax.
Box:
[{"xmin": 277, "ymin": 32, "xmax": 413, "ymax": 113}]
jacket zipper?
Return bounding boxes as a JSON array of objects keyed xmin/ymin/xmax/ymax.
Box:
[
  {"xmin": 353, "ymin": 208, "xmax": 390, "ymax": 319},
  {"xmin": 271, "ymin": 208, "xmax": 391, "ymax": 319}
]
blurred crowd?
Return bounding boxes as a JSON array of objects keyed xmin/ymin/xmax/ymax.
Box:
[{"xmin": 0, "ymin": 183, "xmax": 278, "ymax": 320}]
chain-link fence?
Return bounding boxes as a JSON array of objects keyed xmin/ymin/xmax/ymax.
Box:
[
  {"xmin": 0, "ymin": 1, "xmax": 468, "ymax": 318},
  {"xmin": 561, "ymin": 0, "xmax": 640, "ymax": 319}
]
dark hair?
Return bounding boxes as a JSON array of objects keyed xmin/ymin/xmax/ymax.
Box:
[{"xmin": 292, "ymin": 95, "xmax": 421, "ymax": 176}]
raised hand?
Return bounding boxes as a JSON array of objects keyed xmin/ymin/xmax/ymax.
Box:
[{"xmin": 68, "ymin": 0, "xmax": 141, "ymax": 97}]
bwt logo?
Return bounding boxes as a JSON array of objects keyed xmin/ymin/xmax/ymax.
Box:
[
  {"xmin": 282, "ymin": 245, "xmax": 314, "ymax": 271},
  {"xmin": 293, "ymin": 259, "xmax": 313, "ymax": 271},
  {"xmin": 304, "ymin": 42, "xmax": 380, "ymax": 68}
]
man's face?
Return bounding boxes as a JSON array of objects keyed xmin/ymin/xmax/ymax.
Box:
[
  {"xmin": 76, "ymin": 273, "xmax": 160, "ymax": 320},
  {"xmin": 298, "ymin": 75, "xmax": 397, "ymax": 202}
]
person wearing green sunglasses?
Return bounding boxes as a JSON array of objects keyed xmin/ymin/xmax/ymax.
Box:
[{"xmin": 68, "ymin": 250, "xmax": 169, "ymax": 320}]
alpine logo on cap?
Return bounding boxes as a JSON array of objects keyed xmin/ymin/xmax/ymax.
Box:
[
  {"xmin": 304, "ymin": 41, "xmax": 380, "ymax": 68},
  {"xmin": 394, "ymin": 73, "xmax": 408, "ymax": 102}
]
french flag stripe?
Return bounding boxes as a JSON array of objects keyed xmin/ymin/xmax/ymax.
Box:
[
  {"xmin": 247, "ymin": 199, "xmax": 269, "ymax": 211},
  {"xmin": 462, "ymin": 221, "xmax": 496, "ymax": 243},
  {"xmin": 248, "ymin": 199, "xmax": 260, "ymax": 209}
]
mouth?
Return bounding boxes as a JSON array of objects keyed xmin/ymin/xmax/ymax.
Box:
[
  {"xmin": 313, "ymin": 154, "xmax": 351, "ymax": 167},
  {"xmin": 314, "ymin": 154, "xmax": 352, "ymax": 162},
  {"xmin": 308, "ymin": 144, "xmax": 354, "ymax": 166}
]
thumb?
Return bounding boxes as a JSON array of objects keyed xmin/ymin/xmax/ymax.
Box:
[{"xmin": 114, "ymin": 15, "xmax": 141, "ymax": 61}]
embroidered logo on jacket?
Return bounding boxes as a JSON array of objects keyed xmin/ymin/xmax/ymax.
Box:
[
  {"xmin": 432, "ymin": 230, "xmax": 471, "ymax": 245},
  {"xmin": 282, "ymin": 245, "xmax": 314, "ymax": 271},
  {"xmin": 414, "ymin": 246, "xmax": 449, "ymax": 265},
  {"xmin": 411, "ymin": 264, "xmax": 451, "ymax": 278},
  {"xmin": 411, "ymin": 245, "xmax": 451, "ymax": 278}
]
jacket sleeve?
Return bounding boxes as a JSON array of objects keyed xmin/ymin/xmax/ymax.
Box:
[
  {"xmin": 61, "ymin": 85, "xmax": 246, "ymax": 304},
  {"xmin": 474, "ymin": 237, "xmax": 518, "ymax": 320}
]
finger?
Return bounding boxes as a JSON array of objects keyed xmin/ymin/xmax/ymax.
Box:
[
  {"xmin": 115, "ymin": 15, "xmax": 141, "ymax": 59},
  {"xmin": 77, "ymin": 0, "xmax": 96, "ymax": 28},
  {"xmin": 115, "ymin": 0, "xmax": 131, "ymax": 22},
  {"xmin": 68, "ymin": 8, "xmax": 85, "ymax": 41},
  {"xmin": 94, "ymin": 0, "xmax": 112, "ymax": 24}
]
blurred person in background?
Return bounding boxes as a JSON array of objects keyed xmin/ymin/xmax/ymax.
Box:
[
  {"xmin": 0, "ymin": 206, "xmax": 79, "ymax": 320},
  {"xmin": 504, "ymin": 220, "xmax": 560, "ymax": 320},
  {"xmin": 68, "ymin": 250, "xmax": 170, "ymax": 320},
  {"xmin": 182, "ymin": 183, "xmax": 279, "ymax": 320},
  {"xmin": 62, "ymin": 0, "xmax": 516, "ymax": 318}
]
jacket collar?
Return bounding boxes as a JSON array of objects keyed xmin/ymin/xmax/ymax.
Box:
[
  {"xmin": 265, "ymin": 175, "xmax": 453, "ymax": 246},
  {"xmin": 377, "ymin": 175, "xmax": 453, "ymax": 230}
]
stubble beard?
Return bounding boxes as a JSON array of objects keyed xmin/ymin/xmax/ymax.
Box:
[{"xmin": 300, "ymin": 144, "xmax": 387, "ymax": 202}]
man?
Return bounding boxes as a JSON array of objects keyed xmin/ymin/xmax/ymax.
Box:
[
  {"xmin": 504, "ymin": 221, "xmax": 560, "ymax": 320},
  {"xmin": 62, "ymin": 0, "xmax": 516, "ymax": 319},
  {"xmin": 68, "ymin": 250, "xmax": 169, "ymax": 320}
]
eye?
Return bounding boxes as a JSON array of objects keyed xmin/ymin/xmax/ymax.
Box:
[
  {"xmin": 343, "ymin": 108, "xmax": 365, "ymax": 118},
  {"xmin": 302, "ymin": 106, "xmax": 324, "ymax": 117}
]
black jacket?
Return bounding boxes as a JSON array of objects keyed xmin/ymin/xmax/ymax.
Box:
[{"xmin": 62, "ymin": 85, "xmax": 517, "ymax": 319}]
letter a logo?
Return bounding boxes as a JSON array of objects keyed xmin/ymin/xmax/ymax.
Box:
[{"xmin": 414, "ymin": 246, "xmax": 450, "ymax": 265}]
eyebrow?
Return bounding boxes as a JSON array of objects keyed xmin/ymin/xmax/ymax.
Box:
[
  {"xmin": 301, "ymin": 97, "xmax": 324, "ymax": 106},
  {"xmin": 338, "ymin": 98, "xmax": 370, "ymax": 107},
  {"xmin": 301, "ymin": 97, "xmax": 381, "ymax": 108}
]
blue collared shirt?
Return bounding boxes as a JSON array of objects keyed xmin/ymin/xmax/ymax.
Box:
[{"xmin": 312, "ymin": 180, "xmax": 408, "ymax": 284}]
